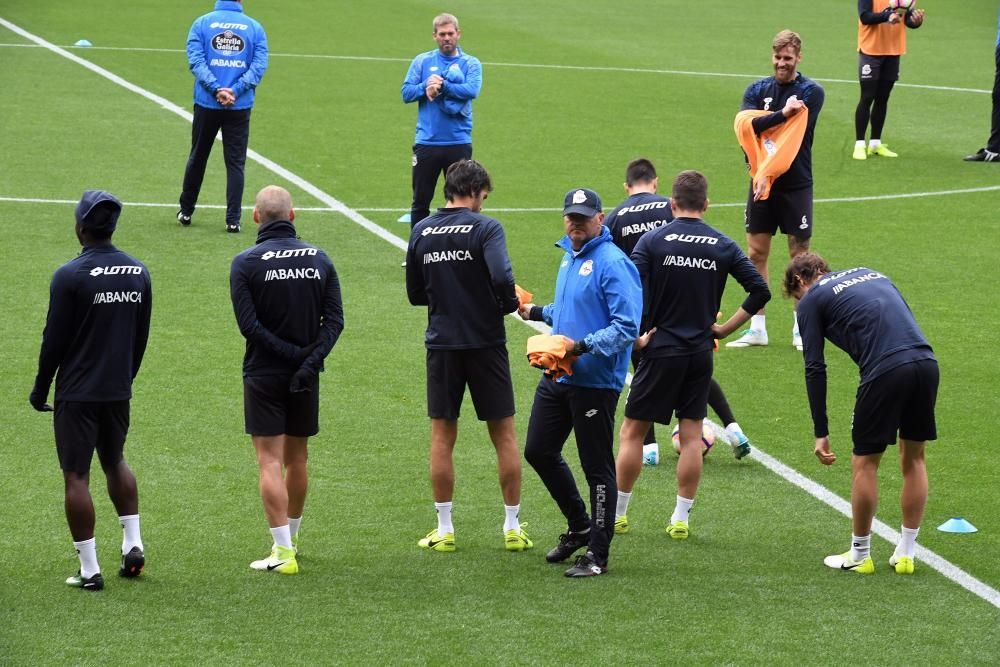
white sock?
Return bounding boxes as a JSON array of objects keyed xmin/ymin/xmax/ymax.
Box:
[
  {"xmin": 751, "ymin": 314, "xmax": 766, "ymax": 334},
  {"xmin": 616, "ymin": 491, "xmax": 632, "ymax": 519},
  {"xmin": 850, "ymin": 534, "xmax": 871, "ymax": 562},
  {"xmin": 671, "ymin": 495, "xmax": 694, "ymax": 524},
  {"xmin": 435, "ymin": 501, "xmax": 454, "ymax": 535},
  {"xmin": 270, "ymin": 524, "xmax": 293, "ymax": 549},
  {"xmin": 792, "ymin": 310, "xmax": 799, "ymax": 334},
  {"xmin": 897, "ymin": 526, "xmax": 920, "ymax": 558},
  {"xmin": 725, "ymin": 422, "xmax": 744, "ymax": 437},
  {"xmin": 869, "ymin": 138, "xmax": 881, "ymax": 148},
  {"xmin": 503, "ymin": 505, "xmax": 520, "ymax": 532},
  {"xmin": 288, "ymin": 516, "xmax": 302, "ymax": 539},
  {"xmin": 855, "ymin": 140, "xmax": 866, "ymax": 149},
  {"xmin": 119, "ymin": 514, "xmax": 143, "ymax": 553},
  {"xmin": 74, "ymin": 537, "xmax": 100, "ymax": 578}
]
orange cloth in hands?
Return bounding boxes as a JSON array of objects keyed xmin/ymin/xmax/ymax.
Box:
[
  {"xmin": 526, "ymin": 334, "xmax": 575, "ymax": 379},
  {"xmin": 515, "ymin": 284, "xmax": 534, "ymax": 307},
  {"xmin": 734, "ymin": 108, "xmax": 808, "ymax": 200}
]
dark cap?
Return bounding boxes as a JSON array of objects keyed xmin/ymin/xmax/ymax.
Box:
[
  {"xmin": 75, "ymin": 190, "xmax": 122, "ymax": 233},
  {"xmin": 562, "ymin": 188, "xmax": 602, "ymax": 218}
]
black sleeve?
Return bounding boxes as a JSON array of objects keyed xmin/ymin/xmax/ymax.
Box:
[
  {"xmin": 482, "ymin": 222, "xmax": 518, "ymax": 314},
  {"xmin": 859, "ymin": 0, "xmax": 890, "ymax": 23},
  {"xmin": 229, "ymin": 257, "xmax": 311, "ymax": 362},
  {"xmin": 729, "ymin": 246, "xmax": 771, "ymax": 315},
  {"xmin": 132, "ymin": 271, "xmax": 152, "ymax": 379},
  {"xmin": 751, "ymin": 111, "xmax": 788, "ymax": 135},
  {"xmin": 300, "ymin": 259, "xmax": 345, "ymax": 374},
  {"xmin": 405, "ymin": 229, "xmax": 428, "ymax": 306},
  {"xmin": 33, "ymin": 269, "xmax": 76, "ymax": 395},
  {"xmin": 798, "ymin": 298, "xmax": 829, "ymax": 437}
]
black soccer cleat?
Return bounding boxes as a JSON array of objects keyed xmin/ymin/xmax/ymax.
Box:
[
  {"xmin": 545, "ymin": 530, "xmax": 589, "ymax": 563},
  {"xmin": 177, "ymin": 210, "xmax": 192, "ymax": 226},
  {"xmin": 564, "ymin": 551, "xmax": 607, "ymax": 578},
  {"xmin": 65, "ymin": 571, "xmax": 105, "ymax": 591},
  {"xmin": 119, "ymin": 546, "xmax": 145, "ymax": 578},
  {"xmin": 963, "ymin": 148, "xmax": 999, "ymax": 162},
  {"xmin": 226, "ymin": 223, "xmax": 241, "ymax": 233}
]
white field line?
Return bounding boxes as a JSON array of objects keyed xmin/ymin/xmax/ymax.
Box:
[
  {"xmin": 4, "ymin": 184, "xmax": 1000, "ymax": 215},
  {"xmin": 0, "ymin": 41, "xmax": 991, "ymax": 95},
  {"xmin": 2, "ymin": 16, "xmax": 998, "ymax": 610}
]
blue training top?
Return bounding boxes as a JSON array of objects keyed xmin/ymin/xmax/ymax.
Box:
[
  {"xmin": 187, "ymin": 0, "xmax": 268, "ymax": 111},
  {"xmin": 401, "ymin": 47, "xmax": 482, "ymax": 146}
]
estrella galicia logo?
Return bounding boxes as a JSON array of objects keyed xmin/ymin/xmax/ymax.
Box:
[{"xmin": 212, "ymin": 30, "xmax": 246, "ymax": 55}]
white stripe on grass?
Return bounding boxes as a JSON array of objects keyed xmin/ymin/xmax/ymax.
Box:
[
  {"xmin": 2, "ymin": 15, "xmax": 997, "ymax": 610},
  {"xmin": 0, "ymin": 41, "xmax": 991, "ymax": 95},
  {"xmin": 4, "ymin": 185, "xmax": 1000, "ymax": 215}
]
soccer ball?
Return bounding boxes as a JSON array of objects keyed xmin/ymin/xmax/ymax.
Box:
[
  {"xmin": 889, "ymin": 0, "xmax": 915, "ymax": 12},
  {"xmin": 671, "ymin": 422, "xmax": 716, "ymax": 457}
]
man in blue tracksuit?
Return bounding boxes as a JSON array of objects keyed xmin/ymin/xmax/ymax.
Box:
[
  {"xmin": 179, "ymin": 0, "xmax": 268, "ymax": 233},
  {"xmin": 31, "ymin": 191, "xmax": 152, "ymax": 591},
  {"xmin": 520, "ymin": 188, "xmax": 642, "ymax": 577},
  {"xmin": 401, "ymin": 13, "xmax": 482, "ymax": 227}
]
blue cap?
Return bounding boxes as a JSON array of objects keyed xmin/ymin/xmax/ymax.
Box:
[
  {"xmin": 563, "ymin": 188, "xmax": 602, "ymax": 218},
  {"xmin": 75, "ymin": 190, "xmax": 122, "ymax": 232}
]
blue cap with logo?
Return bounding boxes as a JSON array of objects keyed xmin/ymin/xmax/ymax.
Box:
[
  {"xmin": 562, "ymin": 188, "xmax": 602, "ymax": 218},
  {"xmin": 75, "ymin": 190, "xmax": 122, "ymax": 232}
]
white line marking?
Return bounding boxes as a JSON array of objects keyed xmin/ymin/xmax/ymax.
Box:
[
  {"xmin": 3, "ymin": 17, "xmax": 998, "ymax": 610},
  {"xmin": 5, "ymin": 185, "xmax": 999, "ymax": 215},
  {"xmin": 0, "ymin": 41, "xmax": 990, "ymax": 95}
]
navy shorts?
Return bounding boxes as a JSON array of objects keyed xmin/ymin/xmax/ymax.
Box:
[
  {"xmin": 859, "ymin": 53, "xmax": 900, "ymax": 83},
  {"xmin": 244, "ymin": 374, "xmax": 319, "ymax": 437},
  {"xmin": 426, "ymin": 346, "xmax": 515, "ymax": 421},
  {"xmin": 745, "ymin": 185, "xmax": 813, "ymax": 239},
  {"xmin": 852, "ymin": 359, "xmax": 939, "ymax": 455},
  {"xmin": 54, "ymin": 400, "xmax": 130, "ymax": 475},
  {"xmin": 624, "ymin": 351, "xmax": 714, "ymax": 424}
]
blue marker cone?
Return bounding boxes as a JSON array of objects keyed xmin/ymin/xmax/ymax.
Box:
[
  {"xmin": 396, "ymin": 213, "xmax": 411, "ymax": 224},
  {"xmin": 937, "ymin": 517, "xmax": 978, "ymax": 533},
  {"xmin": 74, "ymin": 39, "xmax": 92, "ymax": 47}
]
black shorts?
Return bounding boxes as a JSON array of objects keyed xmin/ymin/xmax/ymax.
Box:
[
  {"xmin": 624, "ymin": 351, "xmax": 714, "ymax": 424},
  {"xmin": 745, "ymin": 185, "xmax": 813, "ymax": 239},
  {"xmin": 426, "ymin": 346, "xmax": 515, "ymax": 421},
  {"xmin": 859, "ymin": 53, "xmax": 900, "ymax": 83},
  {"xmin": 244, "ymin": 374, "xmax": 319, "ymax": 437},
  {"xmin": 54, "ymin": 400, "xmax": 130, "ymax": 475},
  {"xmin": 852, "ymin": 359, "xmax": 939, "ymax": 455}
]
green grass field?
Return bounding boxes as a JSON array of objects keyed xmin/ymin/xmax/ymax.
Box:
[{"xmin": 1, "ymin": 1, "xmax": 999, "ymax": 664}]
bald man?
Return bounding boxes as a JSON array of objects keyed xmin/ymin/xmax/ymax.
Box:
[{"xmin": 230, "ymin": 185, "xmax": 344, "ymax": 574}]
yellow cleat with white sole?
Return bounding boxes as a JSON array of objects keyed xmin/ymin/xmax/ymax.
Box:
[
  {"xmin": 823, "ymin": 551, "xmax": 874, "ymax": 574},
  {"xmin": 418, "ymin": 529, "xmax": 456, "ymax": 552},
  {"xmin": 889, "ymin": 554, "xmax": 915, "ymax": 574},
  {"xmin": 852, "ymin": 145, "xmax": 867, "ymax": 160},
  {"xmin": 868, "ymin": 144, "xmax": 898, "ymax": 157},
  {"xmin": 250, "ymin": 545, "xmax": 299, "ymax": 574},
  {"xmin": 614, "ymin": 516, "xmax": 630, "ymax": 535},
  {"xmin": 504, "ymin": 525, "xmax": 534, "ymax": 552},
  {"xmin": 666, "ymin": 520, "xmax": 689, "ymax": 540}
]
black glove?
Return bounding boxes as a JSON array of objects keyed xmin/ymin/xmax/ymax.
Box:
[
  {"xmin": 289, "ymin": 367, "xmax": 317, "ymax": 393},
  {"xmin": 29, "ymin": 387, "xmax": 53, "ymax": 412},
  {"xmin": 295, "ymin": 341, "xmax": 320, "ymax": 365}
]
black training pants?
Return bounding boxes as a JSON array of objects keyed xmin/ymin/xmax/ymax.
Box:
[
  {"xmin": 990, "ymin": 45, "xmax": 1000, "ymax": 152},
  {"xmin": 180, "ymin": 105, "xmax": 252, "ymax": 226},
  {"xmin": 524, "ymin": 378, "xmax": 619, "ymax": 566},
  {"xmin": 410, "ymin": 143, "xmax": 472, "ymax": 227}
]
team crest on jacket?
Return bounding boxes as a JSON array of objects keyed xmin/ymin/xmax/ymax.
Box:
[{"xmin": 579, "ymin": 259, "xmax": 593, "ymax": 277}]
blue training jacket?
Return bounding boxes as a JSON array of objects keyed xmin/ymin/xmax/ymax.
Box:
[
  {"xmin": 401, "ymin": 47, "xmax": 482, "ymax": 145},
  {"xmin": 540, "ymin": 226, "xmax": 642, "ymax": 391},
  {"xmin": 187, "ymin": 1, "xmax": 268, "ymax": 111}
]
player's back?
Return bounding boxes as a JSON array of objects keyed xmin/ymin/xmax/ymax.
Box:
[{"xmin": 605, "ymin": 192, "xmax": 674, "ymax": 258}]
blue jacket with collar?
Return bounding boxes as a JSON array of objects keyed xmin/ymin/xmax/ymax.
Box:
[
  {"xmin": 539, "ymin": 226, "xmax": 641, "ymax": 391},
  {"xmin": 401, "ymin": 47, "xmax": 482, "ymax": 145},
  {"xmin": 187, "ymin": 1, "xmax": 268, "ymax": 111}
]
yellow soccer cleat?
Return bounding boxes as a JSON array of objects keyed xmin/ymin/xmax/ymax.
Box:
[
  {"xmin": 418, "ymin": 529, "xmax": 456, "ymax": 553},
  {"xmin": 666, "ymin": 520, "xmax": 689, "ymax": 540},
  {"xmin": 250, "ymin": 545, "xmax": 299, "ymax": 574},
  {"xmin": 852, "ymin": 145, "xmax": 867, "ymax": 160},
  {"xmin": 823, "ymin": 551, "xmax": 874, "ymax": 574},
  {"xmin": 504, "ymin": 525, "xmax": 534, "ymax": 552},
  {"xmin": 614, "ymin": 515, "xmax": 630, "ymax": 535},
  {"xmin": 889, "ymin": 554, "xmax": 915, "ymax": 574},
  {"xmin": 868, "ymin": 144, "xmax": 898, "ymax": 158}
]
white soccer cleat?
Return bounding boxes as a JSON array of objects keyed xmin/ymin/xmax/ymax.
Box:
[{"xmin": 725, "ymin": 329, "xmax": 768, "ymax": 348}]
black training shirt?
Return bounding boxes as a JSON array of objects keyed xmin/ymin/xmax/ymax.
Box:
[
  {"xmin": 797, "ymin": 267, "xmax": 935, "ymax": 437},
  {"xmin": 35, "ymin": 245, "xmax": 152, "ymax": 402},
  {"xmin": 406, "ymin": 207, "xmax": 518, "ymax": 349},
  {"xmin": 604, "ymin": 192, "xmax": 674, "ymax": 258},
  {"xmin": 230, "ymin": 220, "xmax": 344, "ymax": 377},
  {"xmin": 630, "ymin": 217, "xmax": 770, "ymax": 357}
]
